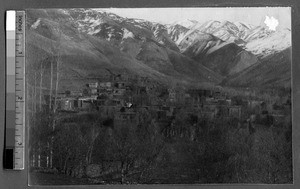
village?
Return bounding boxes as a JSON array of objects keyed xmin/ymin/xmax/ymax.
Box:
[
  {"xmin": 26, "ymin": 7, "xmax": 293, "ymax": 185},
  {"xmin": 43, "ymin": 72, "xmax": 290, "ymax": 137},
  {"xmin": 29, "ymin": 72, "xmax": 292, "ymax": 183}
]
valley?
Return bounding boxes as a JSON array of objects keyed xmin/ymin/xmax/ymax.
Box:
[{"xmin": 27, "ymin": 8, "xmax": 292, "ymax": 185}]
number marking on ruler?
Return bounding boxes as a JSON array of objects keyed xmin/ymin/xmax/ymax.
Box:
[{"xmin": 14, "ymin": 11, "xmax": 25, "ymax": 170}]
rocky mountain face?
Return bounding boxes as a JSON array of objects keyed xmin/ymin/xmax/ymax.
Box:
[
  {"xmin": 222, "ymin": 48, "xmax": 291, "ymax": 88},
  {"xmin": 26, "ymin": 8, "xmax": 291, "ymax": 90},
  {"xmin": 245, "ymin": 28, "xmax": 291, "ymax": 58},
  {"xmin": 174, "ymin": 23, "xmax": 258, "ymax": 77},
  {"xmin": 172, "ymin": 18, "xmax": 291, "ymax": 87},
  {"xmin": 166, "ymin": 24, "xmax": 189, "ymax": 44}
]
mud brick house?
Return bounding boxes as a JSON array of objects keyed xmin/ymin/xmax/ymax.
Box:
[
  {"xmin": 71, "ymin": 90, "xmax": 83, "ymax": 97},
  {"xmin": 154, "ymin": 105, "xmax": 174, "ymax": 121},
  {"xmin": 91, "ymin": 88, "xmax": 98, "ymax": 95},
  {"xmin": 226, "ymin": 99, "xmax": 232, "ymax": 106},
  {"xmin": 57, "ymin": 92, "xmax": 67, "ymax": 98},
  {"xmin": 96, "ymin": 94, "xmax": 108, "ymax": 106},
  {"xmin": 57, "ymin": 96, "xmax": 97, "ymax": 112},
  {"xmin": 114, "ymin": 81, "xmax": 126, "ymax": 88},
  {"xmin": 78, "ymin": 96, "xmax": 97, "ymax": 111},
  {"xmin": 99, "ymin": 81, "xmax": 112, "ymax": 89},
  {"xmin": 214, "ymin": 91, "xmax": 227, "ymax": 100},
  {"xmin": 205, "ymin": 97, "xmax": 219, "ymax": 104},
  {"xmin": 159, "ymin": 106, "xmax": 176, "ymax": 117},
  {"xmin": 114, "ymin": 106, "xmax": 137, "ymax": 124},
  {"xmin": 117, "ymin": 112, "xmax": 136, "ymax": 122},
  {"xmin": 97, "ymin": 106, "xmax": 116, "ymax": 118},
  {"xmin": 87, "ymin": 82, "xmax": 99, "ymax": 95},
  {"xmin": 186, "ymin": 89, "xmax": 213, "ymax": 104},
  {"xmin": 228, "ymin": 106, "xmax": 242, "ymax": 119},
  {"xmin": 203, "ymin": 104, "xmax": 218, "ymax": 112},
  {"xmin": 168, "ymin": 89, "xmax": 176, "ymax": 102},
  {"xmin": 96, "ymin": 98, "xmax": 106, "ymax": 106},
  {"xmin": 200, "ymin": 104, "xmax": 218, "ymax": 119},
  {"xmin": 113, "ymin": 88, "xmax": 126, "ymax": 97},
  {"xmin": 201, "ymin": 111, "xmax": 216, "ymax": 119},
  {"xmin": 111, "ymin": 99, "xmax": 124, "ymax": 106},
  {"xmin": 248, "ymin": 100, "xmax": 264, "ymax": 113},
  {"xmin": 88, "ymin": 82, "xmax": 99, "ymax": 88},
  {"xmin": 57, "ymin": 97, "xmax": 77, "ymax": 112}
]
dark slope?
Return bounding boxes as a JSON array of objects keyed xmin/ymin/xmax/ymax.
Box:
[
  {"xmin": 177, "ymin": 30, "xmax": 259, "ymax": 77},
  {"xmin": 222, "ymin": 48, "xmax": 291, "ymax": 88},
  {"xmin": 203, "ymin": 43, "xmax": 259, "ymax": 76},
  {"xmin": 26, "ymin": 9, "xmax": 223, "ymax": 91},
  {"xmin": 26, "ymin": 9, "xmax": 291, "ymax": 90}
]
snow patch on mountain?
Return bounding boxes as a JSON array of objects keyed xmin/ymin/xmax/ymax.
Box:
[
  {"xmin": 234, "ymin": 21, "xmax": 253, "ymax": 30},
  {"xmin": 87, "ymin": 28, "xmax": 101, "ymax": 35},
  {"xmin": 245, "ymin": 28, "xmax": 291, "ymax": 57},
  {"xmin": 166, "ymin": 24, "xmax": 189, "ymax": 45},
  {"xmin": 122, "ymin": 28, "xmax": 134, "ymax": 39},
  {"xmin": 65, "ymin": 8, "xmax": 291, "ymax": 66},
  {"xmin": 197, "ymin": 20, "xmax": 222, "ymax": 32},
  {"xmin": 107, "ymin": 33, "xmax": 112, "ymax": 41},
  {"xmin": 242, "ymin": 26, "xmax": 272, "ymax": 42},
  {"xmin": 31, "ymin": 18, "xmax": 41, "ymax": 29},
  {"xmin": 89, "ymin": 18, "xmax": 104, "ymax": 28},
  {"xmin": 172, "ymin": 19, "xmax": 198, "ymax": 29},
  {"xmin": 134, "ymin": 24, "xmax": 146, "ymax": 29}
]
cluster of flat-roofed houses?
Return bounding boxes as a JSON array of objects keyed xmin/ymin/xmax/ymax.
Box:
[
  {"xmin": 44, "ymin": 73, "xmax": 289, "ymax": 128},
  {"xmin": 50, "ymin": 75, "xmax": 245, "ymax": 125},
  {"xmin": 54, "ymin": 76, "xmax": 150, "ymax": 122},
  {"xmin": 30, "ymin": 71, "xmax": 291, "ymax": 170}
]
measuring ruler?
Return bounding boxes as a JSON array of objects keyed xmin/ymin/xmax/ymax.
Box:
[{"xmin": 4, "ymin": 10, "xmax": 25, "ymax": 170}]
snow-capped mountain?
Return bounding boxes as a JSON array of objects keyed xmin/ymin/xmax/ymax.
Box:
[
  {"xmin": 171, "ymin": 19, "xmax": 198, "ymax": 29},
  {"xmin": 68, "ymin": 9, "xmax": 164, "ymax": 41},
  {"xmin": 176, "ymin": 28, "xmax": 259, "ymax": 76},
  {"xmin": 234, "ymin": 21, "xmax": 254, "ymax": 32},
  {"xmin": 176, "ymin": 19, "xmax": 290, "ymax": 52},
  {"xmin": 185, "ymin": 20, "xmax": 243, "ymax": 44},
  {"xmin": 174, "ymin": 18, "xmax": 291, "ymax": 60},
  {"xmin": 26, "ymin": 8, "xmax": 224, "ymax": 90},
  {"xmin": 67, "ymin": 9, "xmax": 181, "ymax": 51},
  {"xmin": 151, "ymin": 23, "xmax": 180, "ymax": 51},
  {"xmin": 66, "ymin": 9, "xmax": 291, "ymax": 60},
  {"xmin": 166, "ymin": 24, "xmax": 189, "ymax": 45},
  {"xmin": 245, "ymin": 28, "xmax": 291, "ymax": 58},
  {"xmin": 27, "ymin": 8, "xmax": 292, "ymax": 88}
]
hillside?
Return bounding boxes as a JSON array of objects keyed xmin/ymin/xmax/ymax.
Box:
[
  {"xmin": 173, "ymin": 18, "xmax": 291, "ymax": 84},
  {"xmin": 222, "ymin": 48, "xmax": 291, "ymax": 88},
  {"xmin": 26, "ymin": 9, "xmax": 223, "ymax": 92},
  {"xmin": 26, "ymin": 8, "xmax": 292, "ymax": 90},
  {"xmin": 177, "ymin": 29, "xmax": 259, "ymax": 77}
]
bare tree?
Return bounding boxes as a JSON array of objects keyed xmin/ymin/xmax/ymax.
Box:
[
  {"xmin": 49, "ymin": 26, "xmax": 63, "ymax": 168},
  {"xmin": 84, "ymin": 120, "xmax": 102, "ymax": 165},
  {"xmin": 39, "ymin": 60, "xmax": 45, "ymax": 111},
  {"xmin": 49, "ymin": 57, "xmax": 53, "ymax": 110},
  {"xmin": 34, "ymin": 72, "xmax": 37, "ymax": 114}
]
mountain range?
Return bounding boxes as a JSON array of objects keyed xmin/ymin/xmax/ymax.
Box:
[{"xmin": 26, "ymin": 8, "xmax": 291, "ymax": 91}]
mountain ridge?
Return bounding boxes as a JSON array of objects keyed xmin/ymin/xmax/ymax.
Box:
[{"xmin": 26, "ymin": 8, "xmax": 292, "ymax": 89}]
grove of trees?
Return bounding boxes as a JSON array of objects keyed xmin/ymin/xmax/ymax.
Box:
[{"xmin": 29, "ymin": 103, "xmax": 293, "ymax": 184}]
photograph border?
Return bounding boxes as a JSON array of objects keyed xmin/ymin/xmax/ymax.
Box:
[{"xmin": 0, "ymin": 0, "xmax": 299, "ymax": 188}]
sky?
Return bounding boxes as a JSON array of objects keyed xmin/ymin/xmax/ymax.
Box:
[{"xmin": 99, "ymin": 7, "xmax": 291, "ymax": 29}]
